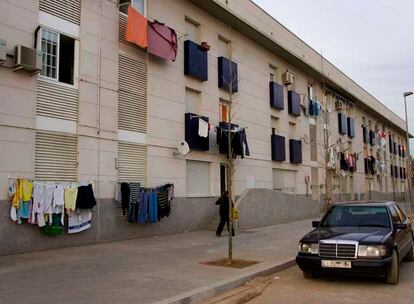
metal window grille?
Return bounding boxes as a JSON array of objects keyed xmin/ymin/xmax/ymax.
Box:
[
  {"xmin": 35, "ymin": 131, "xmax": 78, "ymax": 181},
  {"xmin": 118, "ymin": 54, "xmax": 147, "ymax": 133},
  {"xmin": 117, "ymin": 141, "xmax": 147, "ymax": 185},
  {"xmin": 36, "ymin": 79, "xmax": 79, "ymax": 121},
  {"xmin": 39, "ymin": 0, "xmax": 81, "ymax": 25},
  {"xmin": 186, "ymin": 160, "xmax": 210, "ymax": 196}
]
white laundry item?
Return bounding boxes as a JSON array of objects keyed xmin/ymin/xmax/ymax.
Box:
[
  {"xmin": 53, "ymin": 185, "xmax": 65, "ymax": 225},
  {"xmin": 68, "ymin": 209, "xmax": 92, "ymax": 234},
  {"xmin": 10, "ymin": 207, "xmax": 17, "ymax": 222},
  {"xmin": 32, "ymin": 182, "xmax": 46, "ymax": 227},
  {"xmin": 43, "ymin": 184, "xmax": 55, "ymax": 225},
  {"xmin": 115, "ymin": 183, "xmax": 122, "ymax": 203},
  {"xmin": 198, "ymin": 118, "xmax": 209, "ymax": 138}
]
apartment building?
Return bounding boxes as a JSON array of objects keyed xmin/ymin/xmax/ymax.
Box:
[{"xmin": 0, "ymin": 0, "xmax": 409, "ymax": 254}]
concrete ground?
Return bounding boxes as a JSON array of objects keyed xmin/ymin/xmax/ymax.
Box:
[
  {"xmin": 0, "ymin": 218, "xmax": 316, "ymax": 304},
  {"xmin": 249, "ymin": 263, "xmax": 414, "ymax": 304}
]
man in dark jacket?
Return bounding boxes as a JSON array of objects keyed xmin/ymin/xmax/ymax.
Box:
[{"xmin": 215, "ymin": 191, "xmax": 235, "ymax": 237}]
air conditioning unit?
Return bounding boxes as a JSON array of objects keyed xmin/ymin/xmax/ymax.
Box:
[
  {"xmin": 282, "ymin": 71, "xmax": 294, "ymax": 85},
  {"xmin": 0, "ymin": 39, "xmax": 6, "ymax": 63},
  {"xmin": 14, "ymin": 45, "xmax": 42, "ymax": 73},
  {"xmin": 335, "ymin": 99, "xmax": 344, "ymax": 110}
]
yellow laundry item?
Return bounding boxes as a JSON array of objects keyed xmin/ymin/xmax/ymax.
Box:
[
  {"xmin": 11, "ymin": 178, "xmax": 22, "ymax": 208},
  {"xmin": 64, "ymin": 187, "xmax": 78, "ymax": 212},
  {"xmin": 21, "ymin": 179, "xmax": 33, "ymax": 201}
]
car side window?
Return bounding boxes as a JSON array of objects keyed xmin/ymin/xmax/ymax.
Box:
[
  {"xmin": 389, "ymin": 206, "xmax": 402, "ymax": 223},
  {"xmin": 395, "ymin": 205, "xmax": 407, "ymax": 222}
]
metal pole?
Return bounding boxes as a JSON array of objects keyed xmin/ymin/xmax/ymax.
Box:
[{"xmin": 404, "ymin": 95, "xmax": 413, "ymax": 212}]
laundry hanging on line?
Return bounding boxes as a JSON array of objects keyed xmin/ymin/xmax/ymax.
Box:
[
  {"xmin": 8, "ymin": 178, "xmax": 96, "ymax": 235},
  {"xmin": 125, "ymin": 6, "xmax": 178, "ymax": 61},
  {"xmin": 116, "ymin": 183, "xmax": 174, "ymax": 224},
  {"xmin": 217, "ymin": 122, "xmax": 250, "ymax": 159}
]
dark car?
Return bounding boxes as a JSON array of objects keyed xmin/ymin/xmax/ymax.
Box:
[{"xmin": 296, "ymin": 201, "xmax": 414, "ymax": 284}]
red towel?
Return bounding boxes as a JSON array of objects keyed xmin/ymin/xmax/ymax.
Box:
[
  {"xmin": 125, "ymin": 6, "xmax": 148, "ymax": 48},
  {"xmin": 148, "ymin": 20, "xmax": 178, "ymax": 61}
]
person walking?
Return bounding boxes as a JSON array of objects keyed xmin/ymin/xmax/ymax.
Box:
[{"xmin": 215, "ymin": 191, "xmax": 235, "ymax": 237}]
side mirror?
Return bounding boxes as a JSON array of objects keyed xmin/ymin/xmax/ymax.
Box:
[
  {"xmin": 312, "ymin": 221, "xmax": 320, "ymax": 228},
  {"xmin": 395, "ymin": 223, "xmax": 408, "ymax": 230}
]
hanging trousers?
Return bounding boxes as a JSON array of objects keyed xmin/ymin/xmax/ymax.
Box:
[{"xmin": 216, "ymin": 215, "xmax": 235, "ymax": 236}]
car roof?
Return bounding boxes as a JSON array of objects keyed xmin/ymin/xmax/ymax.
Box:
[{"xmin": 332, "ymin": 201, "xmax": 394, "ymax": 207}]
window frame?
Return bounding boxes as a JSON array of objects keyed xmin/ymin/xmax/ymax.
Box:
[
  {"xmin": 219, "ymin": 99, "xmax": 229, "ymax": 122},
  {"xmin": 119, "ymin": 0, "xmax": 147, "ymax": 17},
  {"xmin": 37, "ymin": 27, "xmax": 78, "ymax": 88},
  {"xmin": 39, "ymin": 28, "xmax": 60, "ymax": 82}
]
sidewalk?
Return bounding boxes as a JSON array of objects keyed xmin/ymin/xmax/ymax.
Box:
[{"xmin": 0, "ymin": 218, "xmax": 317, "ymax": 304}]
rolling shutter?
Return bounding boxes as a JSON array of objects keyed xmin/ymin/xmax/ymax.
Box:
[
  {"xmin": 35, "ymin": 131, "xmax": 78, "ymax": 181},
  {"xmin": 36, "ymin": 79, "xmax": 79, "ymax": 121},
  {"xmin": 272, "ymin": 169, "xmax": 296, "ymax": 194},
  {"xmin": 118, "ymin": 142, "xmax": 147, "ymax": 185},
  {"xmin": 186, "ymin": 160, "xmax": 210, "ymax": 196},
  {"xmin": 39, "ymin": 0, "xmax": 81, "ymax": 25},
  {"xmin": 118, "ymin": 54, "xmax": 147, "ymax": 133}
]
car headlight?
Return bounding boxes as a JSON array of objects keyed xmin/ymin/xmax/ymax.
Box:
[
  {"xmin": 299, "ymin": 242, "xmax": 319, "ymax": 254},
  {"xmin": 358, "ymin": 245, "xmax": 387, "ymax": 257}
]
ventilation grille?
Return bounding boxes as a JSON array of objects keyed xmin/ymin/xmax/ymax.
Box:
[
  {"xmin": 39, "ymin": 0, "xmax": 81, "ymax": 25},
  {"xmin": 118, "ymin": 54, "xmax": 147, "ymax": 133},
  {"xmin": 118, "ymin": 142, "xmax": 147, "ymax": 185},
  {"xmin": 35, "ymin": 131, "xmax": 78, "ymax": 181},
  {"xmin": 186, "ymin": 160, "xmax": 211, "ymax": 196},
  {"xmin": 36, "ymin": 79, "xmax": 79, "ymax": 121}
]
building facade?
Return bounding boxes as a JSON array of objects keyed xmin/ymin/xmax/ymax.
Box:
[{"xmin": 0, "ymin": 0, "xmax": 409, "ymax": 255}]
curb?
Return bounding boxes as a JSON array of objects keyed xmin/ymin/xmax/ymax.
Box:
[{"xmin": 151, "ymin": 259, "xmax": 296, "ymax": 304}]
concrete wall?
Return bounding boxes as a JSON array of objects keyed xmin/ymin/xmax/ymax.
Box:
[
  {"xmin": 234, "ymin": 189, "xmax": 323, "ymax": 230},
  {"xmin": 0, "ymin": 196, "xmax": 217, "ymax": 256}
]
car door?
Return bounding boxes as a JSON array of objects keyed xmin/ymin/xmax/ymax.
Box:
[
  {"xmin": 389, "ymin": 205, "xmax": 410, "ymax": 260},
  {"xmin": 395, "ymin": 204, "xmax": 413, "ymax": 254}
]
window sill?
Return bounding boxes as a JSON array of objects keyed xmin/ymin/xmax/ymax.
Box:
[{"xmin": 38, "ymin": 75, "xmax": 77, "ymax": 89}]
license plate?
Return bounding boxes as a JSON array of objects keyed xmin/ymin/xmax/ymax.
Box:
[{"xmin": 321, "ymin": 260, "xmax": 352, "ymax": 269}]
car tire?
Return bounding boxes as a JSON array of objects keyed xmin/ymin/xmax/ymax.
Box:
[
  {"xmin": 386, "ymin": 249, "xmax": 399, "ymax": 285},
  {"xmin": 302, "ymin": 271, "xmax": 313, "ymax": 279},
  {"xmin": 404, "ymin": 237, "xmax": 414, "ymax": 262}
]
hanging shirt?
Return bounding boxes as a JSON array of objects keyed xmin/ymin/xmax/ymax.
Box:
[
  {"xmin": 125, "ymin": 6, "xmax": 148, "ymax": 48},
  {"xmin": 64, "ymin": 186, "xmax": 78, "ymax": 213},
  {"xmin": 31, "ymin": 182, "xmax": 46, "ymax": 227},
  {"xmin": 198, "ymin": 117, "xmax": 209, "ymax": 138},
  {"xmin": 76, "ymin": 184, "xmax": 96, "ymax": 209},
  {"xmin": 148, "ymin": 20, "xmax": 178, "ymax": 61},
  {"xmin": 53, "ymin": 185, "xmax": 65, "ymax": 225}
]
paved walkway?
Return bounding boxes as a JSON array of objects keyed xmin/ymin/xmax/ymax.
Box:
[{"xmin": 0, "ymin": 218, "xmax": 316, "ymax": 304}]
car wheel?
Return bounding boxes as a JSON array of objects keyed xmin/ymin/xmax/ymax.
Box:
[
  {"xmin": 386, "ymin": 249, "xmax": 399, "ymax": 285},
  {"xmin": 404, "ymin": 237, "xmax": 414, "ymax": 262},
  {"xmin": 302, "ymin": 271, "xmax": 313, "ymax": 279}
]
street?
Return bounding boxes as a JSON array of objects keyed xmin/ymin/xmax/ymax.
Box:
[{"xmin": 249, "ymin": 263, "xmax": 414, "ymax": 304}]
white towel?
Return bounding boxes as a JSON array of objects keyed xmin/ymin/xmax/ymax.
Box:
[{"xmin": 198, "ymin": 118, "xmax": 208, "ymax": 138}]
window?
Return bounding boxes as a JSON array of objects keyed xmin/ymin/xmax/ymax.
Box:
[
  {"xmin": 185, "ymin": 88, "xmax": 201, "ymax": 114},
  {"xmin": 219, "ymin": 99, "xmax": 229, "ymax": 122},
  {"xmin": 185, "ymin": 16, "xmax": 200, "ymax": 43},
  {"xmin": 269, "ymin": 65, "xmax": 277, "ymax": 82},
  {"xmin": 119, "ymin": 0, "xmax": 145, "ymax": 15},
  {"xmin": 389, "ymin": 206, "xmax": 402, "ymax": 223},
  {"xmin": 218, "ymin": 35, "xmax": 229, "ymax": 57},
  {"xmin": 273, "ymin": 169, "xmax": 296, "ymax": 194},
  {"xmin": 186, "ymin": 160, "xmax": 211, "ymax": 196},
  {"xmin": 308, "ymin": 84, "xmax": 314, "ymax": 100},
  {"xmin": 40, "ymin": 28, "xmax": 75, "ymax": 85},
  {"xmin": 310, "ymin": 124, "xmax": 317, "ymax": 161}
]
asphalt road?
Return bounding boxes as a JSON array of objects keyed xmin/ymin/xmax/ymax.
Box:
[{"xmin": 249, "ymin": 262, "xmax": 414, "ymax": 304}]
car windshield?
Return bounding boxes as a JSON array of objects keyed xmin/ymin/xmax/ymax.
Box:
[{"xmin": 320, "ymin": 205, "xmax": 391, "ymax": 228}]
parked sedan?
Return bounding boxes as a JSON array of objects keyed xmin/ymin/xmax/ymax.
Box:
[{"xmin": 296, "ymin": 202, "xmax": 414, "ymax": 284}]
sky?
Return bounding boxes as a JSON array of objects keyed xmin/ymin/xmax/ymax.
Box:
[{"xmin": 253, "ymin": 0, "xmax": 414, "ymax": 149}]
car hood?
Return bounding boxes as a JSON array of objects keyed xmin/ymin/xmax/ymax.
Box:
[{"xmin": 301, "ymin": 226, "xmax": 392, "ymax": 243}]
